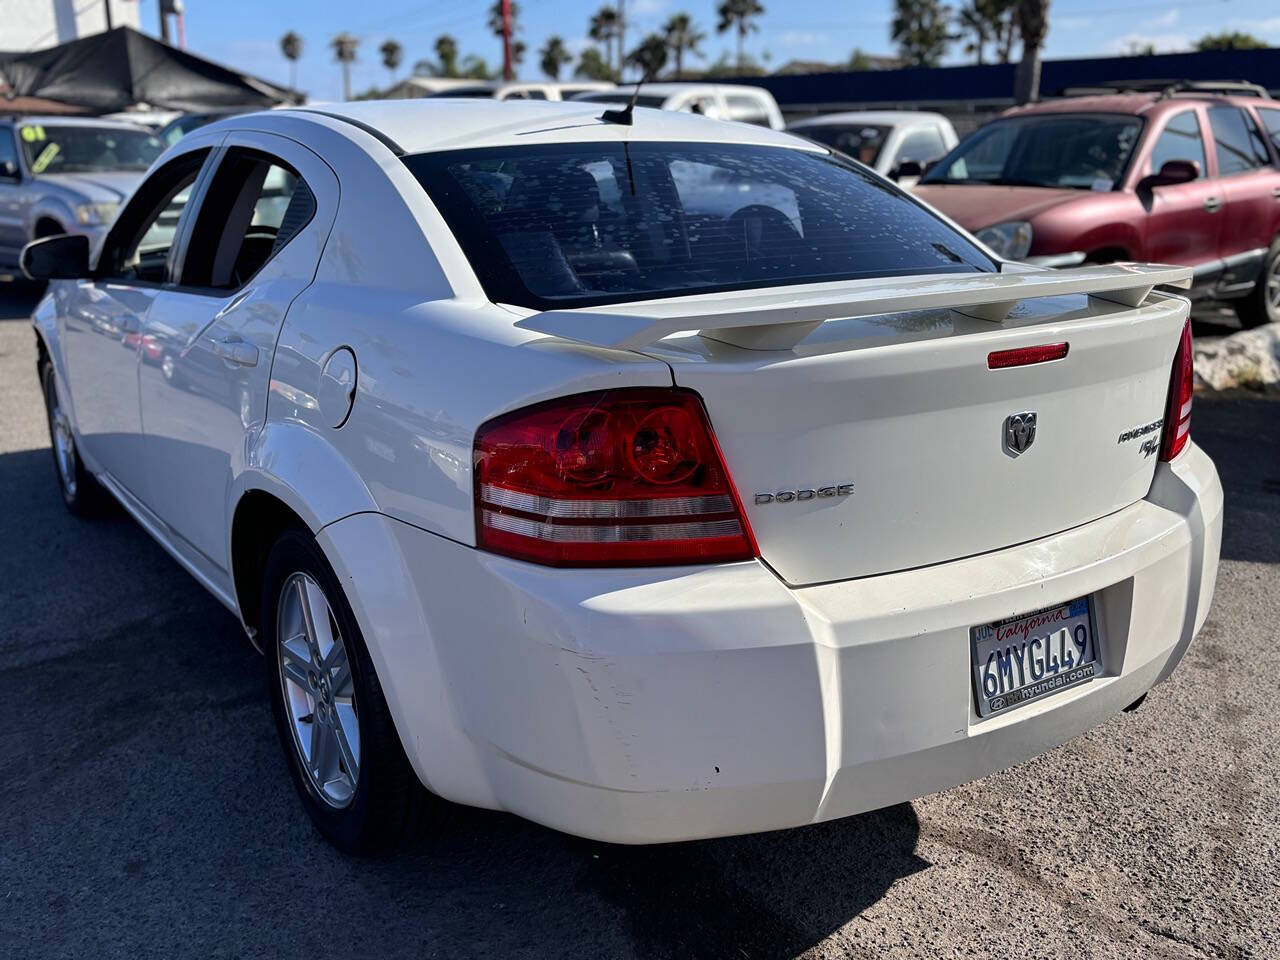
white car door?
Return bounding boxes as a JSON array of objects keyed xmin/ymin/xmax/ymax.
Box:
[
  {"xmin": 136, "ymin": 132, "xmax": 338, "ymax": 572},
  {"xmin": 56, "ymin": 142, "xmax": 215, "ymax": 498}
]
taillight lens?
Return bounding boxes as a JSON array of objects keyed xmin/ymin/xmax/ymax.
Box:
[
  {"xmin": 474, "ymin": 388, "xmax": 757, "ymax": 567},
  {"xmin": 1160, "ymin": 319, "xmax": 1194, "ymax": 462}
]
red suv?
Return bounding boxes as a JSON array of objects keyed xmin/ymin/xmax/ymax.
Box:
[{"xmin": 914, "ymin": 81, "xmax": 1280, "ymax": 327}]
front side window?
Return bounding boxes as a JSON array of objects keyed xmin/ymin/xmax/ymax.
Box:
[
  {"xmin": 98, "ymin": 151, "xmax": 209, "ymax": 283},
  {"xmin": 792, "ymin": 124, "xmax": 891, "ymax": 167},
  {"xmin": 1148, "ymin": 110, "xmax": 1207, "ymax": 177},
  {"xmin": 921, "ymin": 113, "xmax": 1142, "ymax": 190},
  {"xmin": 1258, "ymin": 107, "xmax": 1280, "ymax": 160},
  {"xmin": 0, "ymin": 127, "xmax": 18, "ymax": 179},
  {"xmin": 404, "ymin": 142, "xmax": 995, "ymax": 310},
  {"xmin": 897, "ymin": 127, "xmax": 949, "ymax": 166},
  {"xmin": 1209, "ymin": 107, "xmax": 1272, "ymax": 175},
  {"xmin": 17, "ymin": 124, "xmax": 163, "ymax": 175},
  {"xmin": 180, "ymin": 149, "xmax": 314, "ymax": 290}
]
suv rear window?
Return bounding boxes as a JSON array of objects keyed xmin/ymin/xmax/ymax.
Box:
[{"xmin": 404, "ymin": 142, "xmax": 994, "ymax": 310}]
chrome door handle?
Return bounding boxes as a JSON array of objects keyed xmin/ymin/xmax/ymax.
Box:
[
  {"xmin": 211, "ymin": 336, "xmax": 258, "ymax": 367},
  {"xmin": 1203, "ymin": 196, "xmax": 1222, "ymax": 213},
  {"xmin": 120, "ymin": 315, "xmax": 140, "ymax": 335},
  {"xmin": 1272, "ymin": 187, "xmax": 1280, "ymax": 199}
]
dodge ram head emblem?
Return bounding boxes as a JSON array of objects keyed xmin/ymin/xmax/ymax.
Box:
[{"xmin": 1003, "ymin": 412, "xmax": 1037, "ymax": 457}]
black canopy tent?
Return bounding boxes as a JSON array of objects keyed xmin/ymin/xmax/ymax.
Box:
[{"xmin": 0, "ymin": 26, "xmax": 301, "ymax": 113}]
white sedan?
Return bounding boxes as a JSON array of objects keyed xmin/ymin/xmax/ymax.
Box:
[{"xmin": 23, "ymin": 99, "xmax": 1222, "ymax": 854}]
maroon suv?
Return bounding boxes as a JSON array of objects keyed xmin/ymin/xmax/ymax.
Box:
[{"xmin": 914, "ymin": 84, "xmax": 1280, "ymax": 327}]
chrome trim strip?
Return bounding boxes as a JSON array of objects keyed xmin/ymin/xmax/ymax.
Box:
[
  {"xmin": 481, "ymin": 484, "xmax": 735, "ymax": 519},
  {"xmin": 482, "ymin": 510, "xmax": 743, "ymax": 543}
]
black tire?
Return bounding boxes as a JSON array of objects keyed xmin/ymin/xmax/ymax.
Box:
[
  {"xmin": 39, "ymin": 361, "xmax": 110, "ymax": 517},
  {"xmin": 261, "ymin": 528, "xmax": 435, "ymax": 855},
  {"xmin": 1233, "ymin": 237, "xmax": 1280, "ymax": 329}
]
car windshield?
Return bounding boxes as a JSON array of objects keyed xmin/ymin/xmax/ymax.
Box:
[
  {"xmin": 920, "ymin": 113, "xmax": 1142, "ymax": 190},
  {"xmin": 404, "ymin": 142, "xmax": 995, "ymax": 310},
  {"xmin": 791, "ymin": 124, "xmax": 892, "ymax": 166},
  {"xmin": 18, "ymin": 124, "xmax": 164, "ymax": 174}
]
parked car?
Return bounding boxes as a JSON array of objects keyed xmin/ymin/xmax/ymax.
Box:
[
  {"xmin": 574, "ymin": 83, "xmax": 785, "ymax": 129},
  {"xmin": 914, "ymin": 82, "xmax": 1280, "ymax": 326},
  {"xmin": 787, "ymin": 111, "xmax": 958, "ymax": 182},
  {"xmin": 0, "ymin": 116, "xmax": 164, "ymax": 272},
  {"xmin": 156, "ymin": 107, "xmax": 255, "ymax": 146},
  {"xmin": 425, "ymin": 81, "xmax": 615, "ymax": 101},
  {"xmin": 25, "ymin": 99, "xmax": 1221, "ymax": 854}
]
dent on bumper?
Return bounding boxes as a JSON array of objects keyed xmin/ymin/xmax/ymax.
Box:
[{"xmin": 319, "ymin": 443, "xmax": 1223, "ymax": 844}]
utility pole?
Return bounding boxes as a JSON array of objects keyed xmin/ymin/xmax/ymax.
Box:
[
  {"xmin": 158, "ymin": 0, "xmax": 171, "ymax": 43},
  {"xmin": 104, "ymin": 0, "xmax": 113, "ymax": 30},
  {"xmin": 617, "ymin": 0, "xmax": 625, "ymax": 80},
  {"xmin": 501, "ymin": 0, "xmax": 513, "ymax": 81}
]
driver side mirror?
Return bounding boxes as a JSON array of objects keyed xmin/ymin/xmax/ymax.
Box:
[
  {"xmin": 21, "ymin": 234, "xmax": 90, "ymax": 281},
  {"xmin": 890, "ymin": 160, "xmax": 923, "ymax": 182},
  {"xmin": 1141, "ymin": 159, "xmax": 1199, "ymax": 190}
]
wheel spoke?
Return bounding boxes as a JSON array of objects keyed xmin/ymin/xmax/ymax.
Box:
[
  {"xmin": 301, "ymin": 577, "xmax": 337, "ymax": 660},
  {"xmin": 324, "ymin": 640, "xmax": 352, "ymax": 697},
  {"xmin": 332, "ymin": 704, "xmax": 360, "ymax": 781},
  {"xmin": 310, "ymin": 715, "xmax": 334, "ymax": 781}
]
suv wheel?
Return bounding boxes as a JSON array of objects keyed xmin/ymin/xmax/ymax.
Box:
[
  {"xmin": 1234, "ymin": 237, "xmax": 1280, "ymax": 329},
  {"xmin": 262, "ymin": 528, "xmax": 436, "ymax": 854}
]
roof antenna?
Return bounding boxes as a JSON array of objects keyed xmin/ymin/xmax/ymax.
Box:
[{"xmin": 601, "ymin": 66, "xmax": 658, "ymax": 126}]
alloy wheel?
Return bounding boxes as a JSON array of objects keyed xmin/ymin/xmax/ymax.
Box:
[
  {"xmin": 1267, "ymin": 256, "xmax": 1280, "ymax": 314},
  {"xmin": 45, "ymin": 377, "xmax": 77, "ymax": 499},
  {"xmin": 276, "ymin": 571, "xmax": 360, "ymax": 808}
]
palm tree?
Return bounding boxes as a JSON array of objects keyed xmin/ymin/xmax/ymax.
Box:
[
  {"xmin": 433, "ymin": 35, "xmax": 459, "ymax": 77},
  {"xmin": 1013, "ymin": 0, "xmax": 1048, "ymax": 104},
  {"xmin": 626, "ymin": 33, "xmax": 668, "ymax": 78},
  {"xmin": 379, "ymin": 39, "xmax": 403, "ymax": 86},
  {"xmin": 576, "ymin": 46, "xmax": 616, "ymax": 82},
  {"xmin": 715, "ymin": 0, "xmax": 764, "ymax": 75},
  {"xmin": 589, "ymin": 7, "xmax": 623, "ymax": 75},
  {"xmin": 662, "ymin": 13, "xmax": 704, "ymax": 79},
  {"xmin": 891, "ymin": 0, "xmax": 953, "ymax": 68},
  {"xmin": 539, "ymin": 35, "xmax": 573, "ymax": 80},
  {"xmin": 280, "ymin": 31, "xmax": 303, "ymax": 91},
  {"xmin": 956, "ymin": 3, "xmax": 989, "ymax": 64},
  {"xmin": 331, "ymin": 33, "xmax": 359, "ymax": 101}
]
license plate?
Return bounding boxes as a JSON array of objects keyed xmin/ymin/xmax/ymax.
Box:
[{"xmin": 970, "ymin": 597, "xmax": 1099, "ymax": 717}]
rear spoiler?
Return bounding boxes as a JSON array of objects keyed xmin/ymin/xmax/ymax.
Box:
[{"xmin": 515, "ymin": 263, "xmax": 1193, "ymax": 351}]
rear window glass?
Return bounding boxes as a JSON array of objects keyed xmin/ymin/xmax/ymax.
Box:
[{"xmin": 404, "ymin": 142, "xmax": 995, "ymax": 310}]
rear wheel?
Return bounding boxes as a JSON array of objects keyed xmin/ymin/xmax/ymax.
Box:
[
  {"xmin": 1233, "ymin": 237, "xmax": 1280, "ymax": 329},
  {"xmin": 262, "ymin": 528, "xmax": 435, "ymax": 854},
  {"xmin": 39, "ymin": 362, "xmax": 109, "ymax": 516}
]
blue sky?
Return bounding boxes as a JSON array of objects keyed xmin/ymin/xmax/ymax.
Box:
[{"xmin": 133, "ymin": 0, "xmax": 1280, "ymax": 102}]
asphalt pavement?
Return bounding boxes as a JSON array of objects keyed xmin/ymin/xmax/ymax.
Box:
[{"xmin": 1, "ymin": 283, "xmax": 1276, "ymax": 960}]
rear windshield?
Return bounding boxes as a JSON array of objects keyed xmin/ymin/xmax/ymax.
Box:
[
  {"xmin": 791, "ymin": 124, "xmax": 892, "ymax": 166},
  {"xmin": 404, "ymin": 142, "xmax": 995, "ymax": 309}
]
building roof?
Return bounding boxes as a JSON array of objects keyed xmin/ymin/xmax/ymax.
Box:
[{"xmin": 286, "ymin": 98, "xmax": 810, "ymax": 155}]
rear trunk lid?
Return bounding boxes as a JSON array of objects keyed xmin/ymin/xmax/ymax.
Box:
[{"xmin": 515, "ymin": 264, "xmax": 1191, "ymax": 585}]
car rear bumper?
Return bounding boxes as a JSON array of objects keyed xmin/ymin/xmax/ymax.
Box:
[{"xmin": 319, "ymin": 442, "xmax": 1222, "ymax": 844}]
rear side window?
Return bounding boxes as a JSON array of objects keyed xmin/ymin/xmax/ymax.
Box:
[
  {"xmin": 1208, "ymin": 107, "xmax": 1271, "ymax": 175},
  {"xmin": 1256, "ymin": 107, "xmax": 1280, "ymax": 161},
  {"xmin": 1148, "ymin": 110, "xmax": 1206, "ymax": 177},
  {"xmin": 724, "ymin": 94, "xmax": 771, "ymax": 127},
  {"xmin": 404, "ymin": 142, "xmax": 995, "ymax": 310},
  {"xmin": 179, "ymin": 149, "xmax": 315, "ymax": 290}
]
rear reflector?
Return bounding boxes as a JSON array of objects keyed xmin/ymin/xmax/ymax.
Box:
[
  {"xmin": 474, "ymin": 388, "xmax": 757, "ymax": 567},
  {"xmin": 1159, "ymin": 319, "xmax": 1194, "ymax": 462},
  {"xmin": 987, "ymin": 342, "xmax": 1070, "ymax": 369}
]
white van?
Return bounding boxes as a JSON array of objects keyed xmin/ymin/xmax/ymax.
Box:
[{"xmin": 574, "ymin": 83, "xmax": 785, "ymax": 130}]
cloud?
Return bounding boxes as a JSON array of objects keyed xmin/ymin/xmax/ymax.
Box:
[
  {"xmin": 1144, "ymin": 9, "xmax": 1180, "ymax": 29},
  {"xmin": 1228, "ymin": 17, "xmax": 1280, "ymax": 38},
  {"xmin": 777, "ymin": 30, "xmax": 827, "ymax": 47},
  {"xmin": 1107, "ymin": 32, "xmax": 1192, "ymax": 54},
  {"xmin": 631, "ymin": 0, "xmax": 670, "ymax": 17}
]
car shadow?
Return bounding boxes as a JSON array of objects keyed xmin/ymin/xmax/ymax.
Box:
[{"xmin": 0, "ymin": 443, "xmax": 928, "ymax": 958}]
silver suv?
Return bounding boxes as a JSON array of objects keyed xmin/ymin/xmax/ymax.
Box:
[{"xmin": 0, "ymin": 116, "xmax": 164, "ymax": 273}]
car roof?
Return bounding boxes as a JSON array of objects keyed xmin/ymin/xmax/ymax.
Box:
[
  {"xmin": 609, "ymin": 82, "xmax": 772, "ymax": 97},
  {"xmin": 789, "ymin": 111, "xmax": 948, "ymax": 128},
  {"xmin": 1002, "ymin": 92, "xmax": 1272, "ymax": 119},
  {"xmin": 283, "ymin": 98, "xmax": 809, "ymax": 154},
  {"xmin": 2, "ymin": 114, "xmax": 154, "ymax": 130}
]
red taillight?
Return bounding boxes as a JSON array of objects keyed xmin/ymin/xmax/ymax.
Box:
[
  {"xmin": 1160, "ymin": 319, "xmax": 1194, "ymax": 462},
  {"xmin": 987, "ymin": 342, "xmax": 1069, "ymax": 369},
  {"xmin": 474, "ymin": 388, "xmax": 757, "ymax": 567}
]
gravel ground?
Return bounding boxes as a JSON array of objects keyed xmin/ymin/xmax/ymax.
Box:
[{"xmin": 1, "ymin": 285, "xmax": 1276, "ymax": 960}]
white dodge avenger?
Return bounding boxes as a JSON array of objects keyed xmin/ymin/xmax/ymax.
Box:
[{"xmin": 23, "ymin": 99, "xmax": 1223, "ymax": 854}]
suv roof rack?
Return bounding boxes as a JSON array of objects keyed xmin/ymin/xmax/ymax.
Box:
[{"xmin": 1057, "ymin": 79, "xmax": 1272, "ymax": 100}]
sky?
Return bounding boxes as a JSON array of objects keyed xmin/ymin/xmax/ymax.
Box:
[{"xmin": 127, "ymin": 0, "xmax": 1280, "ymax": 102}]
